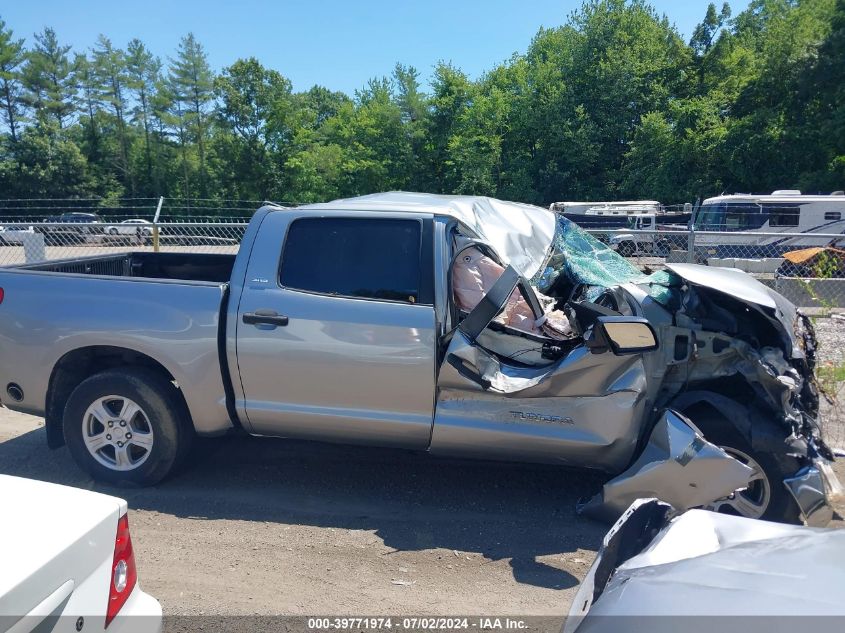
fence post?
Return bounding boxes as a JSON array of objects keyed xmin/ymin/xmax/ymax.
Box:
[
  {"xmin": 152, "ymin": 196, "xmax": 164, "ymax": 252},
  {"xmin": 686, "ymin": 225, "xmax": 696, "ymax": 263},
  {"xmin": 687, "ymin": 197, "xmax": 700, "ymax": 263}
]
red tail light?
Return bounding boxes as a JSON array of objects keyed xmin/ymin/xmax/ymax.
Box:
[
  {"xmin": 105, "ymin": 513, "xmax": 137, "ymax": 628},
  {"xmin": 0, "ymin": 287, "xmax": 4, "ymax": 304}
]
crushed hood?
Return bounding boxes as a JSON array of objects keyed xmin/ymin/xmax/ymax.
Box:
[
  {"xmin": 665, "ymin": 263, "xmax": 803, "ymax": 358},
  {"xmin": 665, "ymin": 263, "xmax": 780, "ymax": 310}
]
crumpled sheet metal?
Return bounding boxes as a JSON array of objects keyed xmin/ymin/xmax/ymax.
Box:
[
  {"xmin": 567, "ymin": 501, "xmax": 845, "ymax": 633},
  {"xmin": 784, "ymin": 464, "xmax": 837, "ymax": 527},
  {"xmin": 579, "ymin": 410, "xmax": 754, "ymax": 522},
  {"xmin": 446, "ymin": 331, "xmax": 557, "ymax": 393}
]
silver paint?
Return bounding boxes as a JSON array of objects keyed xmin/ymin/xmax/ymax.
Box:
[{"xmin": 578, "ymin": 410, "xmax": 754, "ymax": 521}]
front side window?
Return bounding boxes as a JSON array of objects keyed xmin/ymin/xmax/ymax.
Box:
[
  {"xmin": 768, "ymin": 205, "xmax": 800, "ymax": 227},
  {"xmin": 280, "ymin": 217, "xmax": 422, "ymax": 303}
]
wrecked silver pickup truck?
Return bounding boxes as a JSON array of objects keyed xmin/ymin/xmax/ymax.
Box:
[{"xmin": 0, "ymin": 192, "xmax": 837, "ymax": 523}]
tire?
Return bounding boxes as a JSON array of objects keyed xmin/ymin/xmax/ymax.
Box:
[
  {"xmin": 63, "ymin": 367, "xmax": 193, "ymax": 486},
  {"xmin": 108, "ymin": 227, "xmax": 119, "ymax": 235},
  {"xmin": 686, "ymin": 408, "xmax": 802, "ymax": 524}
]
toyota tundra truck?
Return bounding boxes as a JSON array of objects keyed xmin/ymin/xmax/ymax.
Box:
[{"xmin": 0, "ymin": 192, "xmax": 837, "ymax": 524}]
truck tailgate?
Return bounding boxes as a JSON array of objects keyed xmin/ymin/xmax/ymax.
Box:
[{"xmin": 0, "ymin": 475, "xmax": 122, "ymax": 625}]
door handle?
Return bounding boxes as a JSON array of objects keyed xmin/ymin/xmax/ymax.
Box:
[{"xmin": 242, "ymin": 309, "xmax": 289, "ymax": 327}]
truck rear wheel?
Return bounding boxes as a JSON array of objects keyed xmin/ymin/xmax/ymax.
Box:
[{"xmin": 63, "ymin": 368, "xmax": 192, "ymax": 486}]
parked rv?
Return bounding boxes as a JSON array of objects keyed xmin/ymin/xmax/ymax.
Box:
[
  {"xmin": 692, "ymin": 190, "xmax": 845, "ymax": 258},
  {"xmin": 550, "ymin": 200, "xmax": 691, "ymax": 229}
]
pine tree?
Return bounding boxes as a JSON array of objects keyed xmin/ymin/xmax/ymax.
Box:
[
  {"xmin": 22, "ymin": 27, "xmax": 76, "ymax": 129},
  {"xmin": 126, "ymin": 38, "xmax": 160, "ymax": 191},
  {"xmin": 0, "ymin": 18, "xmax": 25, "ymax": 144},
  {"xmin": 169, "ymin": 33, "xmax": 213, "ymax": 198}
]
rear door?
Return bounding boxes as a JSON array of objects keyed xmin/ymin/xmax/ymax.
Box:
[{"xmin": 234, "ymin": 211, "xmax": 437, "ymax": 448}]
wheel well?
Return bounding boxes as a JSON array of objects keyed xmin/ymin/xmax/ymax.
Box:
[
  {"xmin": 670, "ymin": 389, "xmax": 791, "ymax": 455},
  {"xmin": 45, "ymin": 346, "xmax": 188, "ymax": 449}
]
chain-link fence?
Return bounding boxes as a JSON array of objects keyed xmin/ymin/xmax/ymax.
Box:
[
  {"xmin": 0, "ymin": 220, "xmax": 248, "ymax": 266},
  {"xmin": 586, "ymin": 227, "xmax": 845, "ymax": 311},
  {"xmin": 3, "ymin": 219, "xmax": 845, "ymax": 309}
]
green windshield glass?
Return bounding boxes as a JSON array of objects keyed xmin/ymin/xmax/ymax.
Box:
[{"xmin": 532, "ymin": 217, "xmax": 682, "ymax": 307}]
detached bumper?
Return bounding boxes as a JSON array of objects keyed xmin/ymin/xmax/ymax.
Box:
[{"xmin": 784, "ymin": 460, "xmax": 842, "ymax": 527}]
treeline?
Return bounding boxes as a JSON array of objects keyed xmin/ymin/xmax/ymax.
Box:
[{"xmin": 0, "ymin": 0, "xmax": 842, "ymax": 210}]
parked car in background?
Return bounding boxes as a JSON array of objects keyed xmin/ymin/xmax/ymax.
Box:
[
  {"xmin": 0, "ymin": 193, "xmax": 837, "ymax": 525},
  {"xmin": 0, "ymin": 474, "xmax": 161, "ymax": 632},
  {"xmin": 38, "ymin": 213, "xmax": 104, "ymax": 245},
  {"xmin": 565, "ymin": 498, "xmax": 845, "ymax": 633},
  {"xmin": 0, "ymin": 224, "xmax": 35, "ymax": 246},
  {"xmin": 107, "ymin": 219, "xmax": 153, "ymax": 237}
]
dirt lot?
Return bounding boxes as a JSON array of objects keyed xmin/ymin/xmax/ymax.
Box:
[
  {"xmin": 0, "ymin": 408, "xmax": 608, "ymax": 617},
  {"xmin": 1, "ymin": 406, "xmax": 843, "ymax": 621}
]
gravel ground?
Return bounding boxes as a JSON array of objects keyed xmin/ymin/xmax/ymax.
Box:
[
  {"xmin": 1, "ymin": 322, "xmax": 845, "ymax": 622},
  {"xmin": 813, "ymin": 315, "xmax": 845, "ymax": 449}
]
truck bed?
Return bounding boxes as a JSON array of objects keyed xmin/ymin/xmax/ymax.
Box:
[{"xmin": 16, "ymin": 251, "xmax": 236, "ymax": 283}]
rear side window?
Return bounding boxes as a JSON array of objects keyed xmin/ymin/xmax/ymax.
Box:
[
  {"xmin": 825, "ymin": 211, "xmax": 841, "ymax": 221},
  {"xmin": 280, "ymin": 217, "xmax": 422, "ymax": 303}
]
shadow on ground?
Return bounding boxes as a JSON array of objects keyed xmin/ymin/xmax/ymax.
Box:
[{"xmin": 0, "ymin": 427, "xmax": 608, "ymax": 590}]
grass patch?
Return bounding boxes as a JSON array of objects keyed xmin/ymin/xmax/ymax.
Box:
[{"xmin": 817, "ymin": 361, "xmax": 845, "ymax": 398}]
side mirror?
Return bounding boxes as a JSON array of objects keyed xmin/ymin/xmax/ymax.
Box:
[{"xmin": 587, "ymin": 316, "xmax": 658, "ymax": 355}]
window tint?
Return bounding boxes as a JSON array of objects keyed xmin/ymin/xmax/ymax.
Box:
[
  {"xmin": 825, "ymin": 211, "xmax": 841, "ymax": 221},
  {"xmin": 767, "ymin": 205, "xmax": 800, "ymax": 227},
  {"xmin": 280, "ymin": 218, "xmax": 422, "ymax": 303}
]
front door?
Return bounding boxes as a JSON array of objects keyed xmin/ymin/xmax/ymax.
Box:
[{"xmin": 234, "ymin": 212, "xmax": 437, "ymax": 449}]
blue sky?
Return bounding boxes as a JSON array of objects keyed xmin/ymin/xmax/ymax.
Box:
[{"xmin": 2, "ymin": 1, "xmax": 746, "ymax": 94}]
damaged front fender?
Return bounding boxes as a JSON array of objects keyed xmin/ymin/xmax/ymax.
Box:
[{"xmin": 579, "ymin": 410, "xmax": 753, "ymax": 522}]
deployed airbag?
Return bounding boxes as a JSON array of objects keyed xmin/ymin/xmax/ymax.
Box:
[{"xmin": 453, "ymin": 247, "xmax": 571, "ymax": 339}]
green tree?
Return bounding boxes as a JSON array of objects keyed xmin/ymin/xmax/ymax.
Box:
[
  {"xmin": 214, "ymin": 57, "xmax": 293, "ymax": 198},
  {"xmin": 93, "ymin": 35, "xmax": 133, "ymax": 194},
  {"xmin": 126, "ymin": 38, "xmax": 161, "ymax": 192},
  {"xmin": 169, "ymin": 33, "xmax": 214, "ymax": 197},
  {"xmin": 22, "ymin": 27, "xmax": 76, "ymax": 129},
  {"xmin": 0, "ymin": 18, "xmax": 25, "ymax": 144},
  {"xmin": 428, "ymin": 62, "xmax": 473, "ymax": 193}
]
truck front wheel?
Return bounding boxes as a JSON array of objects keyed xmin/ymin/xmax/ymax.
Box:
[
  {"xmin": 686, "ymin": 407, "xmax": 802, "ymax": 524},
  {"xmin": 63, "ymin": 368, "xmax": 193, "ymax": 486}
]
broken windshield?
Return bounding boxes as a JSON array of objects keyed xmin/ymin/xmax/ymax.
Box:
[
  {"xmin": 532, "ymin": 217, "xmax": 682, "ymax": 307},
  {"xmin": 532, "ymin": 217, "xmax": 641, "ymax": 292}
]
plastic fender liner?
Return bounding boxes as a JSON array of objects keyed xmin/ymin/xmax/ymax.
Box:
[
  {"xmin": 669, "ymin": 390, "xmax": 795, "ymax": 456},
  {"xmin": 578, "ymin": 410, "xmax": 753, "ymax": 523}
]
